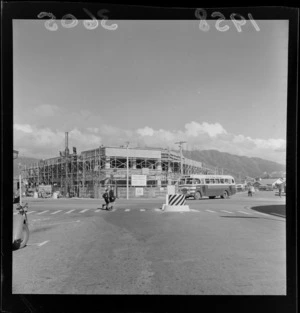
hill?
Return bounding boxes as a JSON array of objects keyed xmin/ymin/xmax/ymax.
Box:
[{"xmin": 183, "ymin": 150, "xmax": 285, "ymax": 181}]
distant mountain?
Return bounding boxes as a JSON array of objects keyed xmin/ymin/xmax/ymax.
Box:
[{"xmin": 183, "ymin": 150, "xmax": 285, "ymax": 181}]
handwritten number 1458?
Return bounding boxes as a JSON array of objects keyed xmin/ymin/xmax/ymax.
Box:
[{"xmin": 195, "ymin": 8, "xmax": 260, "ymax": 32}]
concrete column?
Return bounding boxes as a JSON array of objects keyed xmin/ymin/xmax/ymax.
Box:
[
  {"xmin": 105, "ymin": 156, "xmax": 110, "ymax": 169},
  {"xmin": 157, "ymin": 159, "xmax": 162, "ymax": 171},
  {"xmin": 132, "ymin": 158, "xmax": 137, "ymax": 170}
]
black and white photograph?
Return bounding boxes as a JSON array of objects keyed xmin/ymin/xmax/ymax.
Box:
[{"xmin": 2, "ymin": 3, "xmax": 298, "ymax": 313}]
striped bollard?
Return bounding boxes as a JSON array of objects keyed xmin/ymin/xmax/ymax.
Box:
[{"xmin": 162, "ymin": 194, "xmax": 190, "ymax": 212}]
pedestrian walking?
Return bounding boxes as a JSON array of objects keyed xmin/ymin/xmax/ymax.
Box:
[
  {"xmin": 102, "ymin": 188, "xmax": 110, "ymax": 210},
  {"xmin": 108, "ymin": 186, "xmax": 116, "ymax": 211},
  {"xmin": 248, "ymin": 185, "xmax": 255, "ymax": 197}
]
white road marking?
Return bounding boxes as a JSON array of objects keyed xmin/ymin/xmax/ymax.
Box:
[
  {"xmin": 271, "ymin": 213, "xmax": 285, "ymax": 218},
  {"xmin": 221, "ymin": 210, "xmax": 233, "ymax": 214},
  {"xmin": 13, "ymin": 212, "xmax": 18, "ymax": 215},
  {"xmin": 51, "ymin": 210, "xmax": 62, "ymax": 215},
  {"xmin": 65, "ymin": 209, "xmax": 75, "ymax": 214},
  {"xmin": 140, "ymin": 209, "xmax": 145, "ymax": 212},
  {"xmin": 27, "ymin": 211, "xmax": 36, "ymax": 214},
  {"xmin": 32, "ymin": 218, "xmax": 51, "ymax": 222},
  {"xmin": 79, "ymin": 209, "xmax": 89, "ymax": 213},
  {"xmin": 95, "ymin": 209, "xmax": 101, "ymax": 212},
  {"xmin": 205, "ymin": 210, "xmax": 216, "ymax": 213},
  {"xmin": 254, "ymin": 211, "xmax": 269, "ymax": 216},
  {"xmin": 125, "ymin": 209, "xmax": 130, "ymax": 212},
  {"xmin": 154, "ymin": 208, "xmax": 161, "ymax": 211},
  {"xmin": 238, "ymin": 211, "xmax": 251, "ymax": 215},
  {"xmin": 190, "ymin": 209, "xmax": 199, "ymax": 212},
  {"xmin": 45, "ymin": 220, "xmax": 80, "ymax": 226},
  {"xmin": 38, "ymin": 240, "xmax": 49, "ymax": 247},
  {"xmin": 37, "ymin": 210, "xmax": 49, "ymax": 215}
]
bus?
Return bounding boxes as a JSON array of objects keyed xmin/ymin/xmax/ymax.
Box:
[{"xmin": 178, "ymin": 174, "xmax": 236, "ymax": 199}]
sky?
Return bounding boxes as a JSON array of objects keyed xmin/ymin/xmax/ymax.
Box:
[{"xmin": 13, "ymin": 19, "xmax": 288, "ymax": 164}]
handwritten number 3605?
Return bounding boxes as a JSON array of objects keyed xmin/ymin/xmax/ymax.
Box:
[{"xmin": 37, "ymin": 9, "xmax": 118, "ymax": 31}]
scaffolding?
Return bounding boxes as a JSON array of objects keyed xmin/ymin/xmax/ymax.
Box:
[{"xmin": 20, "ymin": 139, "xmax": 216, "ymax": 198}]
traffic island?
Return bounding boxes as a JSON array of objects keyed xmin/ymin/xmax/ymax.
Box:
[
  {"xmin": 161, "ymin": 204, "xmax": 190, "ymax": 212},
  {"xmin": 161, "ymin": 194, "xmax": 190, "ymax": 212}
]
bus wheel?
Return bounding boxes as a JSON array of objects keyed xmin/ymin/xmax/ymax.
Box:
[
  {"xmin": 194, "ymin": 192, "xmax": 202, "ymax": 200},
  {"xmin": 221, "ymin": 191, "xmax": 228, "ymax": 199}
]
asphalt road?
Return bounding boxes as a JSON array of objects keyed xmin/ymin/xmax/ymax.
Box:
[{"xmin": 12, "ymin": 191, "xmax": 286, "ymax": 295}]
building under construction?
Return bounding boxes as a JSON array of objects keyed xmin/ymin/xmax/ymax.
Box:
[{"xmin": 20, "ymin": 133, "xmax": 216, "ymax": 198}]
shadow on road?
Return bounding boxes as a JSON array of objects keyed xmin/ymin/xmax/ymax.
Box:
[
  {"xmin": 221, "ymin": 216, "xmax": 260, "ymax": 219},
  {"xmin": 251, "ymin": 204, "xmax": 286, "ymax": 217},
  {"xmin": 30, "ymin": 226, "xmax": 54, "ymax": 233}
]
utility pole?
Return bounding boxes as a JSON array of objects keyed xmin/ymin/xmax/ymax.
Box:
[
  {"xmin": 65, "ymin": 132, "xmax": 69, "ymax": 197},
  {"xmin": 126, "ymin": 141, "xmax": 130, "ymax": 200},
  {"xmin": 175, "ymin": 141, "xmax": 186, "ymax": 175}
]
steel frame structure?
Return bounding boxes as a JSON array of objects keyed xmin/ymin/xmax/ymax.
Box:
[{"xmin": 21, "ymin": 146, "xmax": 216, "ymax": 197}]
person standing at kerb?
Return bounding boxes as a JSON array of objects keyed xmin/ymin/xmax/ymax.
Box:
[{"xmin": 278, "ymin": 183, "xmax": 283, "ymax": 198}]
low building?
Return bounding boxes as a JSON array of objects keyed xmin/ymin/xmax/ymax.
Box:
[
  {"xmin": 253, "ymin": 178, "xmax": 285, "ymax": 190},
  {"xmin": 20, "ymin": 146, "xmax": 215, "ymax": 198}
]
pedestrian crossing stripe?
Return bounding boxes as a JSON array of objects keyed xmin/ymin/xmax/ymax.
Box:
[
  {"xmin": 65, "ymin": 209, "xmax": 75, "ymax": 214},
  {"xmin": 205, "ymin": 209, "xmax": 216, "ymax": 213},
  {"xmin": 221, "ymin": 210, "xmax": 233, "ymax": 214},
  {"xmin": 37, "ymin": 210, "xmax": 49, "ymax": 215},
  {"xmin": 51, "ymin": 210, "xmax": 62, "ymax": 214},
  {"xmin": 79, "ymin": 209, "xmax": 89, "ymax": 213}
]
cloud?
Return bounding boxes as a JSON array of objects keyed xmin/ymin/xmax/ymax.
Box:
[
  {"xmin": 13, "ymin": 121, "xmax": 286, "ymax": 164},
  {"xmin": 137, "ymin": 126, "xmax": 155, "ymax": 136},
  {"xmin": 13, "ymin": 124, "xmax": 102, "ymax": 158},
  {"xmin": 32, "ymin": 104, "xmax": 60, "ymax": 118},
  {"xmin": 185, "ymin": 121, "xmax": 227, "ymax": 137},
  {"xmin": 14, "ymin": 124, "xmax": 33, "ymax": 133}
]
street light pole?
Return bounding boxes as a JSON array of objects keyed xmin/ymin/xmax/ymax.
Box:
[
  {"xmin": 175, "ymin": 141, "xmax": 186, "ymax": 175},
  {"xmin": 126, "ymin": 142, "xmax": 130, "ymax": 200}
]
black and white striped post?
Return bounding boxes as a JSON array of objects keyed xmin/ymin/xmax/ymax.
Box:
[{"xmin": 162, "ymin": 193, "xmax": 190, "ymax": 211}]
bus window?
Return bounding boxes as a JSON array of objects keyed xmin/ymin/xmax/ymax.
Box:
[
  {"xmin": 194, "ymin": 178, "xmax": 201, "ymax": 184},
  {"xmin": 179, "ymin": 179, "xmax": 185, "ymax": 185},
  {"xmin": 225, "ymin": 179, "xmax": 229, "ymax": 183},
  {"xmin": 210, "ymin": 179, "xmax": 215, "ymax": 184},
  {"xmin": 232, "ymin": 179, "xmax": 235, "ymax": 184},
  {"xmin": 220, "ymin": 179, "xmax": 224, "ymax": 184},
  {"xmin": 205, "ymin": 179, "xmax": 210, "ymax": 184},
  {"xmin": 186, "ymin": 178, "xmax": 194, "ymax": 184},
  {"xmin": 215, "ymin": 179, "xmax": 220, "ymax": 184}
]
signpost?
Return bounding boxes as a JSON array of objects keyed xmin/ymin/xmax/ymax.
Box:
[
  {"xmin": 131, "ymin": 175, "xmax": 147, "ymax": 186},
  {"xmin": 135, "ymin": 188, "xmax": 144, "ymax": 196}
]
